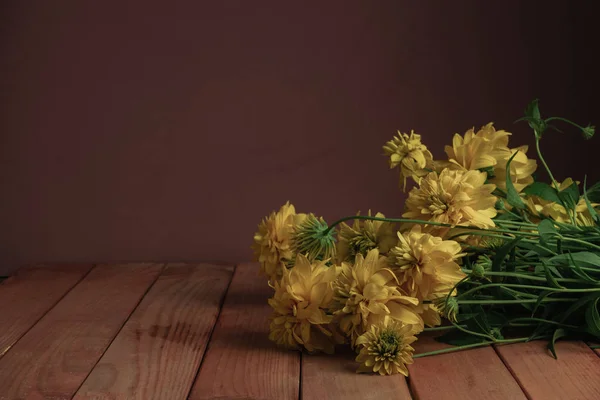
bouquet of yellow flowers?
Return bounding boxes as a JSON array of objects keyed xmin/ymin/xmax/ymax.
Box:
[{"xmin": 252, "ymin": 100, "xmax": 599, "ymax": 376}]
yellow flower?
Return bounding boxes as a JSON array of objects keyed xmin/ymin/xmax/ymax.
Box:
[
  {"xmin": 383, "ymin": 130, "xmax": 434, "ymax": 190},
  {"xmin": 490, "ymin": 146, "xmax": 537, "ymax": 193},
  {"xmin": 268, "ymin": 254, "xmax": 341, "ymax": 353},
  {"xmin": 355, "ymin": 316, "xmax": 417, "ymax": 376},
  {"xmin": 403, "ymin": 169, "xmax": 497, "ymax": 235},
  {"xmin": 525, "ymin": 178, "xmax": 598, "ymax": 226},
  {"xmin": 388, "ymin": 225, "xmax": 465, "ymax": 326},
  {"xmin": 444, "ymin": 123, "xmax": 510, "ymax": 171},
  {"xmin": 444, "ymin": 123, "xmax": 536, "ymax": 193},
  {"xmin": 252, "ymin": 202, "xmax": 306, "ymax": 282},
  {"xmin": 332, "ymin": 249, "xmax": 423, "ymax": 346},
  {"xmin": 388, "ymin": 226, "xmax": 465, "ymax": 300},
  {"xmin": 336, "ymin": 211, "xmax": 397, "ymax": 263}
]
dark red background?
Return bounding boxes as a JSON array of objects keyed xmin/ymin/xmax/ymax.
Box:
[{"xmin": 1, "ymin": 1, "xmax": 598, "ymax": 274}]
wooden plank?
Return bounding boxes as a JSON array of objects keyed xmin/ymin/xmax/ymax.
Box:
[
  {"xmin": 188, "ymin": 263, "xmax": 300, "ymax": 400},
  {"xmin": 408, "ymin": 333, "xmax": 526, "ymax": 400},
  {"xmin": 495, "ymin": 340, "xmax": 600, "ymax": 399},
  {"xmin": 0, "ymin": 263, "xmax": 163, "ymax": 399},
  {"xmin": 301, "ymin": 347, "xmax": 412, "ymax": 400},
  {"xmin": 74, "ymin": 263, "xmax": 233, "ymax": 400},
  {"xmin": 0, "ymin": 264, "xmax": 92, "ymax": 358}
]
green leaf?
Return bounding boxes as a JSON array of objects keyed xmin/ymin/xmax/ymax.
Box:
[
  {"xmin": 531, "ymin": 291, "xmax": 553, "ymax": 317},
  {"xmin": 523, "ymin": 182, "xmax": 561, "ymax": 204},
  {"xmin": 505, "ymin": 151, "xmax": 526, "ymax": 210},
  {"xmin": 492, "ymin": 237, "xmax": 523, "ymax": 273},
  {"xmin": 547, "ymin": 328, "xmax": 569, "ymax": 359},
  {"xmin": 541, "ymin": 259, "xmax": 564, "ymax": 288},
  {"xmin": 559, "ymin": 292, "xmax": 600, "ymax": 324},
  {"xmin": 558, "ymin": 181, "xmax": 579, "ymax": 214},
  {"xmin": 585, "ymin": 181, "xmax": 600, "ymax": 203},
  {"xmin": 521, "ymin": 99, "xmax": 547, "ymax": 136},
  {"xmin": 537, "ymin": 219, "xmax": 559, "ymax": 247},
  {"xmin": 548, "ymin": 251, "xmax": 600, "ymax": 270},
  {"xmin": 583, "ymin": 177, "xmax": 599, "ymax": 224},
  {"xmin": 585, "ymin": 298, "xmax": 600, "ymax": 338}
]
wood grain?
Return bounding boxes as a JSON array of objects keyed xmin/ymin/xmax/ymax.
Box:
[
  {"xmin": 0, "ymin": 263, "xmax": 163, "ymax": 400},
  {"xmin": 495, "ymin": 340, "xmax": 600, "ymax": 399},
  {"xmin": 0, "ymin": 264, "xmax": 92, "ymax": 358},
  {"xmin": 409, "ymin": 333, "xmax": 526, "ymax": 400},
  {"xmin": 188, "ymin": 262, "xmax": 301, "ymax": 400},
  {"xmin": 301, "ymin": 347, "xmax": 412, "ymax": 400},
  {"xmin": 74, "ymin": 263, "xmax": 233, "ymax": 400}
]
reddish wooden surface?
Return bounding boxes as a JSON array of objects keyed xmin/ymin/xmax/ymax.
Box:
[
  {"xmin": 409, "ymin": 333, "xmax": 526, "ymax": 400},
  {"xmin": 2, "ymin": 263, "xmax": 600, "ymax": 399},
  {"xmin": 495, "ymin": 340, "xmax": 600, "ymax": 399},
  {"xmin": 0, "ymin": 264, "xmax": 92, "ymax": 358},
  {"xmin": 74, "ymin": 263, "xmax": 233, "ymax": 400},
  {"xmin": 301, "ymin": 347, "xmax": 412, "ymax": 400},
  {"xmin": 188, "ymin": 263, "xmax": 301, "ymax": 400},
  {"xmin": 0, "ymin": 263, "xmax": 163, "ymax": 399}
]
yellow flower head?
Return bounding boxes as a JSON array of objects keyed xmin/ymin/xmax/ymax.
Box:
[
  {"xmin": 490, "ymin": 146, "xmax": 537, "ymax": 193},
  {"xmin": 336, "ymin": 211, "xmax": 397, "ymax": 263},
  {"xmin": 445, "ymin": 123, "xmax": 510, "ymax": 171},
  {"xmin": 332, "ymin": 248, "xmax": 423, "ymax": 346},
  {"xmin": 355, "ymin": 316, "xmax": 417, "ymax": 376},
  {"xmin": 403, "ymin": 169, "xmax": 497, "ymax": 234},
  {"xmin": 268, "ymin": 254, "xmax": 341, "ymax": 353},
  {"xmin": 388, "ymin": 225, "xmax": 466, "ymax": 302},
  {"xmin": 444, "ymin": 123, "xmax": 536, "ymax": 194},
  {"xmin": 383, "ymin": 130, "xmax": 434, "ymax": 190},
  {"xmin": 525, "ymin": 178, "xmax": 598, "ymax": 226},
  {"xmin": 252, "ymin": 202, "xmax": 307, "ymax": 282}
]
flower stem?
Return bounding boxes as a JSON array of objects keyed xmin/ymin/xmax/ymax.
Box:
[
  {"xmin": 456, "ymin": 298, "xmax": 577, "ymax": 305},
  {"xmin": 322, "ymin": 215, "xmax": 538, "ymax": 237},
  {"xmin": 462, "ymin": 270, "xmax": 595, "ymax": 285},
  {"xmin": 413, "ymin": 337, "xmax": 529, "ymax": 359},
  {"xmin": 423, "ymin": 325, "xmax": 467, "ymax": 332}
]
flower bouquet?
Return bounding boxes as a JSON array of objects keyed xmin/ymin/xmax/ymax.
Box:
[{"xmin": 252, "ymin": 100, "xmax": 599, "ymax": 376}]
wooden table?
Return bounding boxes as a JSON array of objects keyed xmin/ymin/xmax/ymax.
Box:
[{"xmin": 0, "ymin": 263, "xmax": 599, "ymax": 400}]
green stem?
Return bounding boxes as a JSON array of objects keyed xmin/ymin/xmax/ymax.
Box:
[
  {"xmin": 535, "ymin": 136, "xmax": 577, "ymax": 225},
  {"xmin": 545, "ymin": 116, "xmax": 587, "ymax": 131},
  {"xmin": 462, "ymin": 270, "xmax": 593, "ymax": 284},
  {"xmin": 413, "ymin": 337, "xmax": 529, "ymax": 359},
  {"xmin": 505, "ymin": 317, "xmax": 578, "ymax": 329},
  {"xmin": 423, "ymin": 325, "xmax": 467, "ymax": 332},
  {"xmin": 456, "ymin": 298, "xmax": 577, "ymax": 305},
  {"xmin": 560, "ymin": 237, "xmax": 600, "ymax": 252},
  {"xmin": 457, "ymin": 283, "xmax": 600, "ymax": 299},
  {"xmin": 322, "ymin": 215, "xmax": 538, "ymax": 237}
]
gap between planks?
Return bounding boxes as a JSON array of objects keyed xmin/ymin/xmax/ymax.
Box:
[
  {"xmin": 188, "ymin": 262, "xmax": 301, "ymax": 400},
  {"xmin": 0, "ymin": 263, "xmax": 165, "ymax": 399},
  {"xmin": 74, "ymin": 263, "xmax": 234, "ymax": 400},
  {"xmin": 0, "ymin": 263, "xmax": 93, "ymax": 359},
  {"xmin": 494, "ymin": 340, "xmax": 600, "ymax": 399}
]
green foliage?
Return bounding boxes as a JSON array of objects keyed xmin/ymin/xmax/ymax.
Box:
[{"xmin": 505, "ymin": 151, "xmax": 526, "ymax": 209}]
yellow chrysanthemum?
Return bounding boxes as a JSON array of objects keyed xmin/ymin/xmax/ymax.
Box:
[
  {"xmin": 388, "ymin": 225, "xmax": 465, "ymax": 299},
  {"xmin": 332, "ymin": 248, "xmax": 423, "ymax": 346},
  {"xmin": 388, "ymin": 225, "xmax": 465, "ymax": 326},
  {"xmin": 444, "ymin": 123, "xmax": 536, "ymax": 193},
  {"xmin": 383, "ymin": 130, "xmax": 434, "ymax": 190},
  {"xmin": 525, "ymin": 178, "xmax": 598, "ymax": 226},
  {"xmin": 268, "ymin": 254, "xmax": 341, "ymax": 353},
  {"xmin": 336, "ymin": 211, "xmax": 397, "ymax": 263},
  {"xmin": 445, "ymin": 123, "xmax": 510, "ymax": 171},
  {"xmin": 252, "ymin": 202, "xmax": 307, "ymax": 282},
  {"xmin": 403, "ymin": 169, "xmax": 498, "ymax": 235},
  {"xmin": 355, "ymin": 316, "xmax": 417, "ymax": 376},
  {"xmin": 490, "ymin": 145, "xmax": 537, "ymax": 193}
]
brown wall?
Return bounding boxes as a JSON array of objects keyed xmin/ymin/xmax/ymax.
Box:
[{"xmin": 1, "ymin": 1, "xmax": 598, "ymax": 275}]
